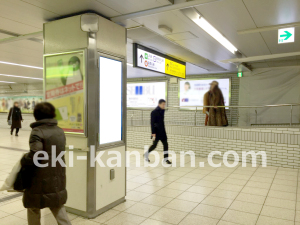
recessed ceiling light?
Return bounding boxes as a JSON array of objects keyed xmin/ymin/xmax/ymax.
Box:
[
  {"xmin": 0, "ymin": 61, "xmax": 43, "ymax": 70},
  {"xmin": 127, "ymin": 63, "xmax": 133, "ymax": 66},
  {"xmin": 0, "ymin": 81, "xmax": 16, "ymax": 83},
  {"xmin": 0, "ymin": 74, "xmax": 43, "ymax": 80}
]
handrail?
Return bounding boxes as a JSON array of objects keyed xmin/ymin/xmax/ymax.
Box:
[
  {"xmin": 128, "ymin": 103, "xmax": 300, "ymax": 126},
  {"xmin": 128, "ymin": 103, "xmax": 300, "ymax": 110}
]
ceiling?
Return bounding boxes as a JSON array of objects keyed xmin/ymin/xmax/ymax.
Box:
[{"xmin": 0, "ymin": 0, "xmax": 300, "ymax": 82}]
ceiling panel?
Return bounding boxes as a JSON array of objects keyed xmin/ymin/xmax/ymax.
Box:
[
  {"xmin": 267, "ymin": 59, "xmax": 300, "ymax": 67},
  {"xmin": 0, "ymin": 64, "xmax": 42, "ymax": 78},
  {"xmin": 21, "ymin": 0, "xmax": 121, "ymax": 18},
  {"xmin": 127, "ymin": 65, "xmax": 167, "ymax": 78},
  {"xmin": 250, "ymin": 62, "xmax": 270, "ymax": 69},
  {"xmin": 194, "ymin": 0, "xmax": 271, "ymax": 57},
  {"xmin": 0, "ymin": 17, "xmax": 41, "ymax": 34},
  {"xmin": 0, "ymin": 40, "xmax": 43, "ymax": 63},
  {"xmin": 165, "ymin": 31, "xmax": 198, "ymax": 41},
  {"xmin": 0, "ymin": 0, "xmax": 59, "ymax": 30},
  {"xmin": 132, "ymin": 11, "xmax": 192, "ymax": 36},
  {"xmin": 261, "ymin": 27, "xmax": 300, "ymax": 54},
  {"xmin": 131, "ymin": 10, "xmax": 235, "ymax": 63},
  {"xmin": 186, "ymin": 63, "xmax": 209, "ymax": 75},
  {"xmin": 95, "ymin": 0, "xmax": 172, "ymax": 15},
  {"xmin": 243, "ymin": 0, "xmax": 300, "ymax": 27},
  {"xmin": 0, "ymin": 51, "xmax": 42, "ymax": 66},
  {"xmin": 0, "ymin": 75, "xmax": 42, "ymax": 84},
  {"xmin": 2, "ymin": 39, "xmax": 43, "ymax": 52}
]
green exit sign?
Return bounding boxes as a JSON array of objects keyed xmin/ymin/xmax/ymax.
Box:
[{"xmin": 237, "ymin": 72, "xmax": 243, "ymax": 77}]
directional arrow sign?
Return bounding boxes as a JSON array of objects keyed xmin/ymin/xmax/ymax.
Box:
[
  {"xmin": 278, "ymin": 27, "xmax": 295, "ymax": 44},
  {"xmin": 140, "ymin": 54, "xmax": 144, "ymax": 63},
  {"xmin": 280, "ymin": 31, "xmax": 292, "ymax": 40}
]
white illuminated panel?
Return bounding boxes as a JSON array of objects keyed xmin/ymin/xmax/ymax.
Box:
[
  {"xmin": 127, "ymin": 82, "xmax": 166, "ymax": 108},
  {"xmin": 179, "ymin": 79, "xmax": 230, "ymax": 109},
  {"xmin": 137, "ymin": 48, "xmax": 165, "ymax": 73},
  {"xmin": 99, "ymin": 57, "xmax": 122, "ymax": 145},
  {"xmin": 278, "ymin": 27, "xmax": 295, "ymax": 44}
]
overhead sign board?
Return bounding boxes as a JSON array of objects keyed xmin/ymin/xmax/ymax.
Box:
[
  {"xmin": 278, "ymin": 27, "xmax": 295, "ymax": 44},
  {"xmin": 133, "ymin": 44, "xmax": 186, "ymax": 79}
]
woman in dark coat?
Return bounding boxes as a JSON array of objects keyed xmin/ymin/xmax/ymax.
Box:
[
  {"xmin": 21, "ymin": 102, "xmax": 71, "ymax": 225},
  {"xmin": 203, "ymin": 81, "xmax": 228, "ymax": 126},
  {"xmin": 8, "ymin": 101, "xmax": 23, "ymax": 136}
]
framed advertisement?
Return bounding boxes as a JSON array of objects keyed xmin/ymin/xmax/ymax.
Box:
[
  {"xmin": 0, "ymin": 96, "xmax": 44, "ymax": 113},
  {"xmin": 127, "ymin": 81, "xmax": 168, "ymax": 109},
  {"xmin": 179, "ymin": 78, "xmax": 231, "ymax": 110},
  {"xmin": 44, "ymin": 50, "xmax": 86, "ymax": 135}
]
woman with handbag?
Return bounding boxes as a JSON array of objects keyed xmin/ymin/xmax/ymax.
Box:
[
  {"xmin": 21, "ymin": 102, "xmax": 72, "ymax": 225},
  {"xmin": 7, "ymin": 101, "xmax": 23, "ymax": 136}
]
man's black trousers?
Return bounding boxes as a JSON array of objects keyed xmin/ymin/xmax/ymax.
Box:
[{"xmin": 147, "ymin": 139, "xmax": 168, "ymax": 159}]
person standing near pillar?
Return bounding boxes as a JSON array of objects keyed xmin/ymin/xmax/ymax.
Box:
[
  {"xmin": 8, "ymin": 102, "xmax": 23, "ymax": 136},
  {"xmin": 144, "ymin": 99, "xmax": 172, "ymax": 164},
  {"xmin": 21, "ymin": 102, "xmax": 72, "ymax": 225}
]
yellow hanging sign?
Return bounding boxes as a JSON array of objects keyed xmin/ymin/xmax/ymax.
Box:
[{"xmin": 165, "ymin": 59, "xmax": 186, "ymax": 79}]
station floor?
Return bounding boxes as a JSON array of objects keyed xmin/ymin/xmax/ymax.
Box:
[{"xmin": 0, "ymin": 128, "xmax": 299, "ymax": 225}]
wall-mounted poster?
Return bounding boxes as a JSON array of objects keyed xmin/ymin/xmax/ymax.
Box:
[
  {"xmin": 0, "ymin": 96, "xmax": 44, "ymax": 113},
  {"xmin": 44, "ymin": 51, "xmax": 85, "ymax": 134},
  {"xmin": 127, "ymin": 82, "xmax": 167, "ymax": 108},
  {"xmin": 179, "ymin": 79, "xmax": 230, "ymax": 109}
]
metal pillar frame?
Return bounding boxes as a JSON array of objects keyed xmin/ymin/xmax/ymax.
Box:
[
  {"xmin": 86, "ymin": 32, "xmax": 98, "ymax": 217},
  {"xmin": 84, "ymin": 35, "xmax": 127, "ymax": 218}
]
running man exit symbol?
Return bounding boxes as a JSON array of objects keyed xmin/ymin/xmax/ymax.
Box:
[{"xmin": 278, "ymin": 28, "xmax": 295, "ymax": 44}]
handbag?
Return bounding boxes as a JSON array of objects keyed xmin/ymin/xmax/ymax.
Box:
[
  {"xmin": 8, "ymin": 108, "xmax": 12, "ymax": 125},
  {"xmin": 0, "ymin": 154, "xmax": 24, "ymax": 191},
  {"xmin": 14, "ymin": 166, "xmax": 33, "ymax": 191}
]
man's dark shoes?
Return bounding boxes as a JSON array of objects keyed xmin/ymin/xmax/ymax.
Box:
[{"xmin": 164, "ymin": 160, "xmax": 172, "ymax": 164}]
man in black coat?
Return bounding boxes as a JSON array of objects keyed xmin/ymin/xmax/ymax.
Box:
[{"xmin": 144, "ymin": 99, "xmax": 171, "ymax": 164}]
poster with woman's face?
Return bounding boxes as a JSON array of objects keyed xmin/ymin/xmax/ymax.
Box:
[{"xmin": 179, "ymin": 79, "xmax": 230, "ymax": 108}]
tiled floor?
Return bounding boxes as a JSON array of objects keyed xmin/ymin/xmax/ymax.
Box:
[{"xmin": 0, "ymin": 128, "xmax": 299, "ymax": 225}]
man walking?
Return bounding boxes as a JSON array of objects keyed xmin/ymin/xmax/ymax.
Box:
[{"xmin": 144, "ymin": 99, "xmax": 171, "ymax": 164}]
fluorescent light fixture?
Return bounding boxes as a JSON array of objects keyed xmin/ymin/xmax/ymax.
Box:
[
  {"xmin": 127, "ymin": 63, "xmax": 133, "ymax": 66},
  {"xmin": 192, "ymin": 16, "xmax": 238, "ymax": 54},
  {"xmin": 0, "ymin": 74, "xmax": 43, "ymax": 80},
  {"xmin": 0, "ymin": 81, "xmax": 16, "ymax": 83},
  {"xmin": 0, "ymin": 61, "xmax": 43, "ymax": 70}
]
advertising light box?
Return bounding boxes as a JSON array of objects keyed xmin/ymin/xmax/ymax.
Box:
[
  {"xmin": 133, "ymin": 44, "xmax": 186, "ymax": 79},
  {"xmin": 0, "ymin": 96, "xmax": 44, "ymax": 113},
  {"xmin": 44, "ymin": 51, "xmax": 86, "ymax": 134},
  {"xmin": 127, "ymin": 82, "xmax": 167, "ymax": 108},
  {"xmin": 179, "ymin": 79, "xmax": 230, "ymax": 109},
  {"xmin": 99, "ymin": 57, "xmax": 123, "ymax": 145}
]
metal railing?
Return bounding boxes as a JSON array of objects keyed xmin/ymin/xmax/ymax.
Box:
[{"xmin": 127, "ymin": 103, "xmax": 300, "ymax": 127}]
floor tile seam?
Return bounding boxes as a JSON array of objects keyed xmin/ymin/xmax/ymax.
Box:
[{"xmin": 254, "ymin": 166, "xmax": 279, "ymax": 225}]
